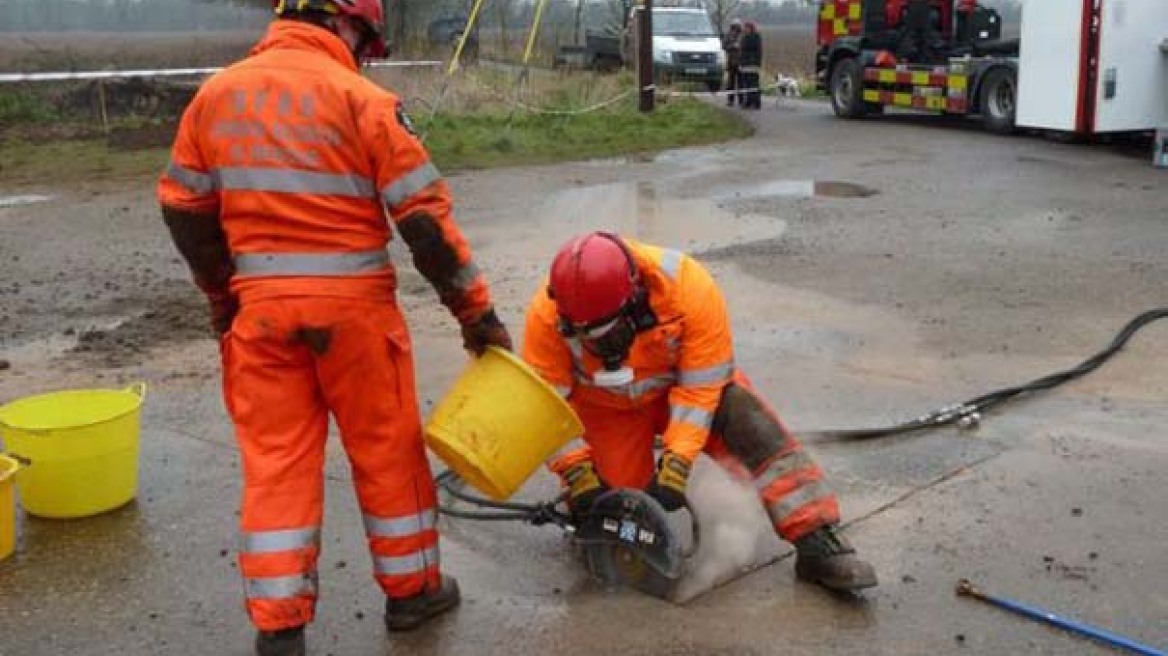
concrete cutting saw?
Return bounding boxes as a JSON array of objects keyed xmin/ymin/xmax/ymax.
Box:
[
  {"xmin": 572, "ymin": 488, "xmax": 699, "ymax": 600},
  {"xmin": 434, "ymin": 471, "xmax": 700, "ymax": 601}
]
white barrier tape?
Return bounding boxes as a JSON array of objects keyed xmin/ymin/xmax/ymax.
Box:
[
  {"xmin": 0, "ymin": 67, "xmax": 222, "ymax": 83},
  {"xmin": 0, "ymin": 60, "xmax": 443, "ymax": 84},
  {"xmin": 659, "ymin": 81, "xmax": 793, "ymax": 98},
  {"xmin": 367, "ymin": 60, "xmax": 444, "ymax": 69}
]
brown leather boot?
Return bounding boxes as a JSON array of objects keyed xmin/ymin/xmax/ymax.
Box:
[
  {"xmin": 384, "ymin": 575, "xmax": 461, "ymax": 632},
  {"xmin": 255, "ymin": 626, "xmax": 305, "ymax": 656},
  {"xmin": 794, "ymin": 525, "xmax": 878, "ymax": 591}
]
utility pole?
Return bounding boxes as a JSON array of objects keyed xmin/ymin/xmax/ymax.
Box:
[{"xmin": 637, "ymin": 0, "xmax": 654, "ymax": 112}]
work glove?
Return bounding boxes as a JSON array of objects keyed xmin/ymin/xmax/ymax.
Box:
[
  {"xmin": 645, "ymin": 451, "xmax": 691, "ymax": 512},
  {"xmin": 460, "ymin": 307, "xmax": 513, "ymax": 356},
  {"xmin": 562, "ymin": 460, "xmax": 608, "ymax": 517}
]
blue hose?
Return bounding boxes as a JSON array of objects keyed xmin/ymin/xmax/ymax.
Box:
[{"xmin": 957, "ymin": 579, "xmax": 1166, "ymax": 656}]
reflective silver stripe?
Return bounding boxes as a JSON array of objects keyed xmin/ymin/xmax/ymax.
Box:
[
  {"xmin": 234, "ymin": 250, "xmax": 389, "ymax": 276},
  {"xmin": 363, "ymin": 509, "xmax": 437, "ymax": 539},
  {"xmin": 374, "ymin": 546, "xmax": 440, "ymax": 576},
  {"xmin": 566, "ymin": 339, "xmax": 590, "ymax": 382},
  {"xmin": 380, "ymin": 161, "xmax": 442, "ymax": 208},
  {"xmin": 215, "ymin": 167, "xmax": 375, "ymax": 197},
  {"xmin": 166, "ymin": 160, "xmax": 216, "ymax": 195},
  {"xmin": 678, "ymin": 360, "xmax": 735, "ymax": 386},
  {"xmin": 243, "ymin": 527, "xmax": 320, "ymax": 554},
  {"xmin": 549, "ymin": 437, "xmax": 587, "ymax": 462},
  {"xmin": 752, "ymin": 451, "xmax": 815, "ymax": 493},
  {"xmin": 629, "ymin": 374, "xmax": 677, "ymax": 396},
  {"xmin": 765, "ymin": 480, "xmax": 833, "ymax": 524},
  {"xmin": 669, "ymin": 404, "xmax": 714, "ymax": 430},
  {"xmin": 450, "ymin": 261, "xmax": 481, "ymax": 291},
  {"xmin": 245, "ymin": 573, "xmax": 318, "ymax": 600},
  {"xmin": 566, "ymin": 338, "xmax": 585, "ymax": 361},
  {"xmin": 659, "ymin": 248, "xmax": 684, "ymax": 280},
  {"xmin": 552, "ymin": 384, "xmax": 572, "ymax": 398},
  {"xmin": 572, "ymin": 372, "xmax": 676, "ymax": 398}
]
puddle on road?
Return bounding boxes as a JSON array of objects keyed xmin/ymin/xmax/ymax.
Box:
[
  {"xmin": 531, "ymin": 180, "xmax": 787, "ymax": 252},
  {"xmin": 715, "ymin": 180, "xmax": 879, "ymax": 200},
  {"xmin": 0, "ymin": 194, "xmax": 54, "ymax": 208}
]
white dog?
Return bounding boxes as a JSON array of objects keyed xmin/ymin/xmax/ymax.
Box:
[{"xmin": 774, "ymin": 73, "xmax": 803, "ymax": 99}]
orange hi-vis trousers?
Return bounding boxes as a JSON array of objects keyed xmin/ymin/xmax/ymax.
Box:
[{"xmin": 222, "ymin": 296, "xmax": 440, "ymax": 631}]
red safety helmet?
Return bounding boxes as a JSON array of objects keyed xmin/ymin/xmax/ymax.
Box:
[
  {"xmin": 548, "ymin": 232, "xmax": 638, "ymax": 327},
  {"xmin": 274, "ymin": 0, "xmax": 388, "ymax": 58}
]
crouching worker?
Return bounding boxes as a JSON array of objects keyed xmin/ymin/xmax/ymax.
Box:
[{"xmin": 520, "ymin": 232, "xmax": 876, "ymax": 593}]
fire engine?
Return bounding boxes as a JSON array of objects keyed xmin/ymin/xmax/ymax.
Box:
[{"xmin": 815, "ymin": 0, "xmax": 1168, "ymax": 137}]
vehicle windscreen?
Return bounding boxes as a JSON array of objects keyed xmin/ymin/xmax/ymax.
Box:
[{"xmin": 653, "ymin": 12, "xmax": 715, "ymax": 37}]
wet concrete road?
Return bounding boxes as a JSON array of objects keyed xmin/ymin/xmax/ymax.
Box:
[{"xmin": 1, "ymin": 100, "xmax": 1166, "ymax": 655}]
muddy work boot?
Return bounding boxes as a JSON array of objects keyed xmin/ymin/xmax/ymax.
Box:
[
  {"xmin": 384, "ymin": 575, "xmax": 461, "ymax": 632},
  {"xmin": 794, "ymin": 525, "xmax": 878, "ymax": 592},
  {"xmin": 255, "ymin": 626, "xmax": 305, "ymax": 656}
]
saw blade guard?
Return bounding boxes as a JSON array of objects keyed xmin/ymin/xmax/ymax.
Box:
[{"xmin": 574, "ymin": 488, "xmax": 699, "ymax": 594}]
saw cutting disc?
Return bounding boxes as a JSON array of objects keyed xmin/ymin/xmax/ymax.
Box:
[
  {"xmin": 575, "ymin": 489, "xmax": 691, "ymax": 601},
  {"xmin": 584, "ymin": 540, "xmax": 681, "ymax": 600}
]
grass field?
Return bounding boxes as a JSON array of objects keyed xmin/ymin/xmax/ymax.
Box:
[{"xmin": 0, "ymin": 26, "xmax": 768, "ymax": 182}]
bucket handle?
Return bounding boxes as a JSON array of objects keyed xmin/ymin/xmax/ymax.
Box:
[
  {"xmin": 125, "ymin": 382, "xmax": 148, "ymax": 402},
  {"xmin": 2, "ymin": 453, "xmax": 31, "ymax": 468}
]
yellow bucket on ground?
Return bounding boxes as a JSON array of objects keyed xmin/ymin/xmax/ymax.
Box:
[
  {"xmin": 0, "ymin": 455, "xmax": 18, "ymax": 560},
  {"xmin": 0, "ymin": 383, "xmax": 146, "ymax": 519},
  {"xmin": 425, "ymin": 348, "xmax": 582, "ymax": 501}
]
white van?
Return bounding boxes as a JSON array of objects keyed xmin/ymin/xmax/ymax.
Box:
[{"xmin": 623, "ymin": 6, "xmax": 726, "ymax": 91}]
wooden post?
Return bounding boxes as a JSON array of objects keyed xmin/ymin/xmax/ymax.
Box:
[
  {"xmin": 97, "ymin": 80, "xmax": 110, "ymax": 135},
  {"xmin": 637, "ymin": 0, "xmax": 654, "ymax": 113}
]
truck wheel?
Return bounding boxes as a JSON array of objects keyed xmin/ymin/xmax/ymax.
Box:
[
  {"xmin": 830, "ymin": 57, "xmax": 867, "ymax": 119},
  {"xmin": 981, "ymin": 67, "xmax": 1017, "ymax": 135}
]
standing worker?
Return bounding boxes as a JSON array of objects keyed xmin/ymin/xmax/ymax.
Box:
[
  {"xmin": 157, "ymin": 1, "xmax": 512, "ymax": 654},
  {"xmin": 739, "ymin": 21, "xmax": 763, "ymax": 110},
  {"xmin": 522, "ymin": 233, "xmax": 877, "ymax": 594},
  {"xmin": 722, "ymin": 20, "xmax": 743, "ymax": 107}
]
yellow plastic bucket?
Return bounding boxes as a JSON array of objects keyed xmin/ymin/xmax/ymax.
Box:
[
  {"xmin": 0, "ymin": 383, "xmax": 146, "ymax": 519},
  {"xmin": 425, "ymin": 347, "xmax": 582, "ymax": 501},
  {"xmin": 0, "ymin": 455, "xmax": 18, "ymax": 560}
]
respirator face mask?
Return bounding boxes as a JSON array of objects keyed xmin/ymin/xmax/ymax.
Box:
[
  {"xmin": 574, "ymin": 315, "xmax": 637, "ymax": 371},
  {"xmin": 559, "ymin": 289, "xmax": 655, "ymax": 388}
]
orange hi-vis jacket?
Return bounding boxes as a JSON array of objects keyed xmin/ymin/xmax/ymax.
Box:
[
  {"xmin": 524, "ymin": 239, "xmax": 735, "ymax": 475},
  {"xmin": 157, "ymin": 20, "xmax": 489, "ymax": 320}
]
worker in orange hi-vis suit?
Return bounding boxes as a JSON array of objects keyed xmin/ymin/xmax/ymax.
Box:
[
  {"xmin": 522, "ymin": 233, "xmax": 877, "ymax": 594},
  {"xmin": 156, "ymin": 2, "xmax": 511, "ymax": 654}
]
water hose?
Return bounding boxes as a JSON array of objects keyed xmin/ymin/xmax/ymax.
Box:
[
  {"xmin": 806, "ymin": 308, "xmax": 1168, "ymax": 441},
  {"xmin": 957, "ymin": 579, "xmax": 1167, "ymax": 656}
]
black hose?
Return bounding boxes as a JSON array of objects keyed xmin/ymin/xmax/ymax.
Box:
[
  {"xmin": 435, "ymin": 469, "xmax": 571, "ymax": 526},
  {"xmin": 435, "ymin": 309, "xmax": 1168, "ymax": 517},
  {"xmin": 806, "ymin": 308, "xmax": 1168, "ymax": 441}
]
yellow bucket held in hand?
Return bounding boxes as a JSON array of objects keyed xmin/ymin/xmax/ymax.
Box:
[
  {"xmin": 0, "ymin": 383, "xmax": 146, "ymax": 519},
  {"xmin": 425, "ymin": 348, "xmax": 583, "ymax": 501},
  {"xmin": 0, "ymin": 455, "xmax": 18, "ymax": 560}
]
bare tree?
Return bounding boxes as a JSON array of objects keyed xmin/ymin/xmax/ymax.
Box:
[{"xmin": 706, "ymin": 0, "xmax": 742, "ymax": 37}]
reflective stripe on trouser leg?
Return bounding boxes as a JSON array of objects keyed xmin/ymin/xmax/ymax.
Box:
[
  {"xmin": 709, "ymin": 372, "xmax": 839, "ymax": 540},
  {"xmin": 755, "ymin": 454, "xmax": 840, "ymax": 541},
  {"xmin": 314, "ymin": 300, "xmax": 442, "ymax": 598},
  {"xmin": 225, "ymin": 299, "xmax": 331, "ymax": 631}
]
